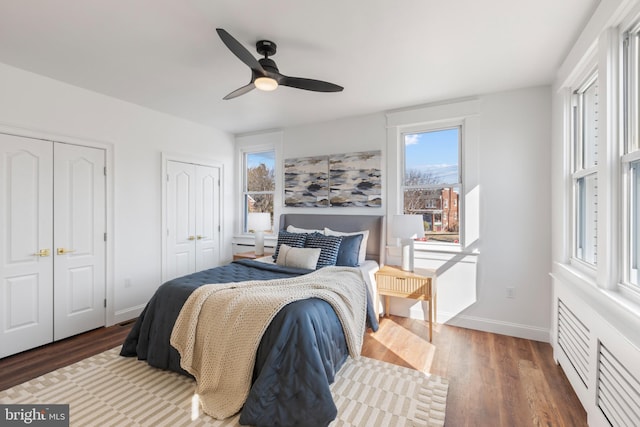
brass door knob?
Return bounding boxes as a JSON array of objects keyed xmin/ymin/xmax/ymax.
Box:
[
  {"xmin": 33, "ymin": 249, "xmax": 50, "ymax": 257},
  {"xmin": 57, "ymin": 248, "xmax": 76, "ymax": 255},
  {"xmin": 187, "ymin": 236, "xmax": 196, "ymax": 241}
]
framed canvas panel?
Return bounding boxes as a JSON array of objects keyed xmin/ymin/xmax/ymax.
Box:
[
  {"xmin": 284, "ymin": 155, "xmax": 329, "ymax": 207},
  {"xmin": 329, "ymin": 150, "xmax": 382, "ymax": 207}
]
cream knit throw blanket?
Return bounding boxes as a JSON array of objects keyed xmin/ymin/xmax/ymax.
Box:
[{"xmin": 170, "ymin": 266, "xmax": 367, "ymax": 420}]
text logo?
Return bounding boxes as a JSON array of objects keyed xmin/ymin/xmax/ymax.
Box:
[{"xmin": 1, "ymin": 405, "xmax": 69, "ymax": 426}]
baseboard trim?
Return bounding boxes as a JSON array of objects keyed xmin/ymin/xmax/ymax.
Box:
[
  {"xmin": 442, "ymin": 312, "xmax": 550, "ymax": 342},
  {"xmin": 110, "ymin": 304, "xmax": 145, "ymax": 326}
]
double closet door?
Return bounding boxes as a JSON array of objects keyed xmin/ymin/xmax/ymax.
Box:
[
  {"xmin": 165, "ymin": 160, "xmax": 220, "ymax": 281},
  {"xmin": 0, "ymin": 134, "xmax": 106, "ymax": 358}
]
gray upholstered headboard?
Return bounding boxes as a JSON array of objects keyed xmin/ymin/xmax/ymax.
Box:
[{"xmin": 279, "ymin": 214, "xmax": 384, "ymax": 263}]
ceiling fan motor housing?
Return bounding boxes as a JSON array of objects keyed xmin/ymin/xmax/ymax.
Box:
[
  {"xmin": 256, "ymin": 40, "xmax": 277, "ymax": 58},
  {"xmin": 259, "ymin": 58, "xmax": 280, "ymax": 75}
]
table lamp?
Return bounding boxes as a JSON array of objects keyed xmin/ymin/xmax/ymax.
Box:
[
  {"xmin": 391, "ymin": 214, "xmax": 424, "ymax": 271},
  {"xmin": 247, "ymin": 212, "xmax": 271, "ymax": 256}
]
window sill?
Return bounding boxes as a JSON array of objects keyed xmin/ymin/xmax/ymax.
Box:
[
  {"xmin": 232, "ymin": 234, "xmax": 277, "ymax": 247},
  {"xmin": 414, "ymin": 242, "xmax": 478, "ymax": 255},
  {"xmin": 551, "ymin": 262, "xmax": 640, "ymax": 326}
]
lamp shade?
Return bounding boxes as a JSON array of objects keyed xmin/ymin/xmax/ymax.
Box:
[
  {"xmin": 247, "ymin": 212, "xmax": 271, "ymax": 232},
  {"xmin": 391, "ymin": 215, "xmax": 424, "ymax": 239}
]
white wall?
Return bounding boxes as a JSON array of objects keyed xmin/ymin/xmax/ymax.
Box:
[
  {"xmin": 246, "ymin": 86, "xmax": 552, "ymax": 341},
  {"xmin": 281, "ymin": 113, "xmax": 387, "ymax": 219},
  {"xmin": 450, "ymin": 87, "xmax": 551, "ymax": 340},
  {"xmin": 0, "ymin": 62, "xmax": 235, "ymax": 325}
]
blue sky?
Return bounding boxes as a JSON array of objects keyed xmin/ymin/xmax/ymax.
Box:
[
  {"xmin": 405, "ymin": 127, "xmax": 459, "ymax": 184},
  {"xmin": 247, "ymin": 151, "xmax": 275, "ymax": 168}
]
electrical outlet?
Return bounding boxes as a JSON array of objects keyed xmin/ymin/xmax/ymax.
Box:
[{"xmin": 506, "ymin": 287, "xmax": 515, "ymax": 299}]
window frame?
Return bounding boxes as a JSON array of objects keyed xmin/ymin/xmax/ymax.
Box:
[
  {"xmin": 570, "ymin": 72, "xmax": 600, "ymax": 272},
  {"xmin": 622, "ymin": 25, "xmax": 640, "ymax": 294},
  {"xmin": 399, "ymin": 121, "xmax": 464, "ymax": 250},
  {"xmin": 240, "ymin": 147, "xmax": 276, "ymax": 234}
]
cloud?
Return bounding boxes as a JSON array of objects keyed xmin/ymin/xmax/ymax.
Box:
[{"xmin": 404, "ymin": 134, "xmax": 420, "ymax": 145}]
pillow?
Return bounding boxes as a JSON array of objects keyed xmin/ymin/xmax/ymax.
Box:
[
  {"xmin": 276, "ymin": 244, "xmax": 321, "ymax": 270},
  {"xmin": 324, "ymin": 228, "xmax": 369, "ymax": 264},
  {"xmin": 272, "ymin": 231, "xmax": 307, "ymax": 260},
  {"xmin": 286, "ymin": 225, "xmax": 324, "ymax": 234},
  {"xmin": 335, "ymin": 233, "xmax": 364, "ymax": 267},
  {"xmin": 304, "ymin": 233, "xmax": 343, "ymax": 268}
]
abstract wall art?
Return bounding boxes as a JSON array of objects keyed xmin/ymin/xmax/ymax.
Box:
[
  {"xmin": 329, "ymin": 150, "xmax": 382, "ymax": 207},
  {"xmin": 284, "ymin": 155, "xmax": 329, "ymax": 207},
  {"xmin": 284, "ymin": 150, "xmax": 382, "ymax": 208}
]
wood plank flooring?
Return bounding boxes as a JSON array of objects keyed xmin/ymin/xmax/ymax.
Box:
[{"xmin": 0, "ymin": 316, "xmax": 586, "ymax": 426}]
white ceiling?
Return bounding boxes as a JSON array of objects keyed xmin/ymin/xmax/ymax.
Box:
[{"xmin": 0, "ymin": 0, "xmax": 598, "ymax": 135}]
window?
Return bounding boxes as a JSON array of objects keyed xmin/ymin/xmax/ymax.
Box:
[
  {"xmin": 571, "ymin": 74, "xmax": 599, "ymax": 266},
  {"xmin": 242, "ymin": 150, "xmax": 275, "ymax": 233},
  {"xmin": 402, "ymin": 126, "xmax": 461, "ymax": 245},
  {"xmin": 630, "ymin": 161, "xmax": 640, "ymax": 285},
  {"xmin": 623, "ymin": 28, "xmax": 640, "ymax": 288}
]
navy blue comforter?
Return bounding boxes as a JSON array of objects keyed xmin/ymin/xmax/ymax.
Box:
[{"xmin": 120, "ymin": 259, "xmax": 378, "ymax": 427}]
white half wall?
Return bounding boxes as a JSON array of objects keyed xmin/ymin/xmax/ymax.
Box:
[{"xmin": 0, "ymin": 62, "xmax": 235, "ymax": 325}]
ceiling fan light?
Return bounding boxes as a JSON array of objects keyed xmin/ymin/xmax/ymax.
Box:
[{"xmin": 255, "ymin": 77, "xmax": 278, "ymax": 91}]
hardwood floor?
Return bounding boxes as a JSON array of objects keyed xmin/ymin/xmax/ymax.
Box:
[
  {"xmin": 363, "ymin": 317, "xmax": 587, "ymax": 427},
  {"xmin": 0, "ymin": 316, "xmax": 586, "ymax": 426},
  {"xmin": 0, "ymin": 320, "xmax": 134, "ymax": 391}
]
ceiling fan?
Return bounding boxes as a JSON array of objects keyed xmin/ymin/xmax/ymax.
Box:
[{"xmin": 216, "ymin": 28, "xmax": 344, "ymax": 100}]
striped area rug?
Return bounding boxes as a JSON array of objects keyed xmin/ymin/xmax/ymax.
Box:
[{"xmin": 0, "ymin": 347, "xmax": 447, "ymax": 426}]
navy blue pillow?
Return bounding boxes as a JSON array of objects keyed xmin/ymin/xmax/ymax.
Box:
[
  {"xmin": 304, "ymin": 233, "xmax": 343, "ymax": 268},
  {"xmin": 273, "ymin": 231, "xmax": 307, "ymax": 260},
  {"xmin": 335, "ymin": 233, "xmax": 363, "ymax": 267}
]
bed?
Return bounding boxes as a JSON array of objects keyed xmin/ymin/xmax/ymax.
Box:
[{"xmin": 120, "ymin": 214, "xmax": 383, "ymax": 427}]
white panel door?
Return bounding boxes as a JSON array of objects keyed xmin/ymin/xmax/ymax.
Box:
[
  {"xmin": 53, "ymin": 143, "xmax": 106, "ymax": 340},
  {"xmin": 166, "ymin": 161, "xmax": 196, "ymax": 280},
  {"xmin": 166, "ymin": 160, "xmax": 220, "ymax": 280},
  {"xmin": 195, "ymin": 165, "xmax": 220, "ymax": 271},
  {"xmin": 0, "ymin": 134, "xmax": 53, "ymax": 358}
]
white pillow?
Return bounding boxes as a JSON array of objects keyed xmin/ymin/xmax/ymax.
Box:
[
  {"xmin": 276, "ymin": 244, "xmax": 321, "ymax": 270},
  {"xmin": 286, "ymin": 225, "xmax": 324, "ymax": 234},
  {"xmin": 324, "ymin": 227, "xmax": 369, "ymax": 264}
]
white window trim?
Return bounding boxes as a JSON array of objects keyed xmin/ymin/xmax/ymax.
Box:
[
  {"xmin": 569, "ymin": 72, "xmax": 600, "ymax": 274},
  {"xmin": 622, "ymin": 154, "xmax": 640, "ymax": 289},
  {"xmin": 234, "ymin": 131, "xmax": 283, "ymax": 239},
  {"xmin": 386, "ymin": 98, "xmax": 480, "ymax": 255},
  {"xmin": 622, "ymin": 23, "xmax": 640, "ymax": 295}
]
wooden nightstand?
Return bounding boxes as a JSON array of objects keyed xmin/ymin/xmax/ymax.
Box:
[
  {"xmin": 233, "ymin": 251, "xmax": 273, "ymax": 261},
  {"xmin": 375, "ymin": 265, "xmax": 436, "ymax": 341}
]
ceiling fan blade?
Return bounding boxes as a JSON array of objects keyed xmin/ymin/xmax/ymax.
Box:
[
  {"xmin": 279, "ymin": 76, "xmax": 343, "ymax": 93},
  {"xmin": 216, "ymin": 28, "xmax": 265, "ymax": 74},
  {"xmin": 223, "ymin": 82, "xmax": 255, "ymax": 100}
]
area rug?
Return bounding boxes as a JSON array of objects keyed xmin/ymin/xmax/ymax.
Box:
[{"xmin": 0, "ymin": 347, "xmax": 447, "ymax": 426}]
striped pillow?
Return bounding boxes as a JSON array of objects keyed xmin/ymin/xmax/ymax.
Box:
[
  {"xmin": 272, "ymin": 231, "xmax": 307, "ymax": 260},
  {"xmin": 304, "ymin": 233, "xmax": 343, "ymax": 268}
]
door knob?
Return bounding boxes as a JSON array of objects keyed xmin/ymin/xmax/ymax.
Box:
[
  {"xmin": 196, "ymin": 235, "xmax": 207, "ymax": 240},
  {"xmin": 33, "ymin": 249, "xmax": 51, "ymax": 257},
  {"xmin": 56, "ymin": 248, "xmax": 76, "ymax": 255},
  {"xmin": 187, "ymin": 236, "xmax": 196, "ymax": 241}
]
